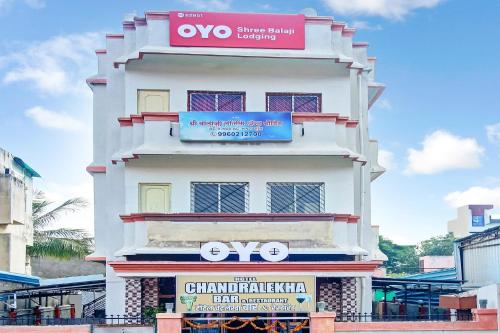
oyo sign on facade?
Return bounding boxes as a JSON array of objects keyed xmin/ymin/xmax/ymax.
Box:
[
  {"xmin": 170, "ymin": 11, "xmax": 305, "ymax": 49},
  {"xmin": 200, "ymin": 241, "xmax": 289, "ymax": 262}
]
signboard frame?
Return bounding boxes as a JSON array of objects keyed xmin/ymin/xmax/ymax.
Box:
[
  {"xmin": 176, "ymin": 275, "xmax": 316, "ymax": 314},
  {"xmin": 179, "ymin": 111, "xmax": 293, "ymax": 142}
]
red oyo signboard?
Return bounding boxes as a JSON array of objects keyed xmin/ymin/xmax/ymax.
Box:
[{"xmin": 169, "ymin": 11, "xmax": 305, "ymax": 49}]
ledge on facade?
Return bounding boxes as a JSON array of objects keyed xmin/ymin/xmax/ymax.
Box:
[
  {"xmin": 85, "ymin": 255, "xmax": 106, "ymax": 262},
  {"xmin": 119, "ymin": 212, "xmax": 360, "ymax": 223},
  {"xmin": 117, "ymin": 112, "xmax": 359, "ymax": 127},
  {"xmin": 368, "ymin": 82, "xmax": 386, "ymax": 109},
  {"xmin": 114, "ymin": 246, "xmax": 369, "ymax": 257},
  {"xmin": 112, "ymin": 46, "xmax": 370, "ymax": 72},
  {"xmin": 109, "ymin": 260, "xmax": 381, "ymax": 273},
  {"xmin": 86, "ymin": 165, "xmax": 107, "ymax": 174},
  {"xmin": 86, "ymin": 76, "xmax": 107, "ymax": 88}
]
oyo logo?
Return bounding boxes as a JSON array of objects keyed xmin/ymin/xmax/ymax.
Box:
[
  {"xmin": 177, "ymin": 24, "xmax": 232, "ymax": 39},
  {"xmin": 200, "ymin": 241, "xmax": 289, "ymax": 262}
]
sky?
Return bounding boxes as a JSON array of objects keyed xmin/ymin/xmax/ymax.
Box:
[{"xmin": 0, "ymin": 0, "xmax": 499, "ymax": 245}]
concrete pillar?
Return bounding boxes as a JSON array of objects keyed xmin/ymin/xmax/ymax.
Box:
[
  {"xmin": 310, "ymin": 312, "xmax": 336, "ymax": 333},
  {"xmin": 156, "ymin": 313, "xmax": 183, "ymax": 333}
]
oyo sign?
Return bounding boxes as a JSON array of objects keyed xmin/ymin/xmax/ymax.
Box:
[
  {"xmin": 200, "ymin": 241, "xmax": 289, "ymax": 262},
  {"xmin": 170, "ymin": 11, "xmax": 305, "ymax": 49}
]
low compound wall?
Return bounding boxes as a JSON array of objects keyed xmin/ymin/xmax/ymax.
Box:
[
  {"xmin": 335, "ymin": 309, "xmax": 497, "ymax": 333},
  {"xmin": 0, "ymin": 326, "xmax": 90, "ymax": 333}
]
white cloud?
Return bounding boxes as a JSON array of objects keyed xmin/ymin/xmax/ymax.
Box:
[
  {"xmin": 0, "ymin": 0, "xmax": 44, "ymax": 13},
  {"xmin": 178, "ymin": 0, "xmax": 232, "ymax": 11},
  {"xmin": 322, "ymin": 0, "xmax": 444, "ymax": 20},
  {"xmin": 351, "ymin": 20, "xmax": 383, "ymax": 31},
  {"xmin": 404, "ymin": 130, "xmax": 484, "ymax": 175},
  {"xmin": 1, "ymin": 32, "xmax": 101, "ymax": 96},
  {"xmin": 444, "ymin": 186, "xmax": 500, "ymax": 208},
  {"xmin": 24, "ymin": 0, "xmax": 44, "ymax": 8},
  {"xmin": 25, "ymin": 106, "xmax": 85, "ymax": 131},
  {"xmin": 379, "ymin": 149, "xmax": 396, "ymax": 170},
  {"xmin": 486, "ymin": 123, "xmax": 500, "ymax": 143}
]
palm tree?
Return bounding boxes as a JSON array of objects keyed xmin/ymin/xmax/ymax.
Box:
[{"xmin": 28, "ymin": 191, "xmax": 93, "ymax": 259}]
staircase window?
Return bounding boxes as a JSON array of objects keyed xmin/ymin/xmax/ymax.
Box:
[
  {"xmin": 267, "ymin": 182, "xmax": 324, "ymax": 213},
  {"xmin": 191, "ymin": 182, "xmax": 249, "ymax": 213}
]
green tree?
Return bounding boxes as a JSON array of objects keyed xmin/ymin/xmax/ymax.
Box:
[
  {"xmin": 418, "ymin": 233, "xmax": 455, "ymax": 256},
  {"xmin": 28, "ymin": 191, "xmax": 93, "ymax": 259},
  {"xmin": 379, "ymin": 236, "xmax": 419, "ymax": 275}
]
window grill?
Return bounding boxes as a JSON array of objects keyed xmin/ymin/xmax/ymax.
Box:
[
  {"xmin": 188, "ymin": 91, "xmax": 245, "ymax": 112},
  {"xmin": 267, "ymin": 183, "xmax": 325, "ymax": 213},
  {"xmin": 191, "ymin": 182, "xmax": 249, "ymax": 213},
  {"xmin": 266, "ymin": 93, "xmax": 321, "ymax": 113}
]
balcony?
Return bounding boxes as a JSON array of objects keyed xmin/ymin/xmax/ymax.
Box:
[
  {"xmin": 114, "ymin": 212, "xmax": 367, "ymax": 258},
  {"xmin": 113, "ymin": 112, "xmax": 364, "ymax": 163}
]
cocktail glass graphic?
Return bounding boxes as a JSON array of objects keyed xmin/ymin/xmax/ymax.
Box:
[
  {"xmin": 180, "ymin": 294, "xmax": 198, "ymax": 312},
  {"xmin": 295, "ymin": 294, "xmax": 312, "ymax": 312}
]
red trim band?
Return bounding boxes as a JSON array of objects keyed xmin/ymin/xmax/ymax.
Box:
[
  {"xmin": 118, "ymin": 112, "xmax": 359, "ymax": 127},
  {"xmin": 86, "ymin": 165, "xmax": 106, "ymax": 174},
  {"xmin": 85, "ymin": 256, "xmax": 106, "ymax": 262},
  {"xmin": 331, "ymin": 22, "xmax": 346, "ymax": 31},
  {"xmin": 119, "ymin": 212, "xmax": 360, "ymax": 223},
  {"xmin": 106, "ymin": 33, "xmax": 124, "ymax": 39},
  {"xmin": 146, "ymin": 12, "xmax": 170, "ymax": 20},
  {"xmin": 352, "ymin": 42, "xmax": 369, "ymax": 48},
  {"xmin": 342, "ymin": 28, "xmax": 356, "ymax": 37},
  {"xmin": 86, "ymin": 77, "xmax": 107, "ymax": 85},
  {"xmin": 95, "ymin": 49, "xmax": 107, "ymax": 55},
  {"xmin": 109, "ymin": 261, "xmax": 380, "ymax": 273},
  {"xmin": 305, "ymin": 16, "xmax": 333, "ymax": 24}
]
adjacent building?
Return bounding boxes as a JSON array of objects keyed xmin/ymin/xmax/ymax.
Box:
[
  {"xmin": 448, "ymin": 205, "xmax": 500, "ymax": 238},
  {"xmin": 86, "ymin": 10, "xmax": 387, "ymax": 317},
  {"xmin": 0, "ymin": 148, "xmax": 39, "ymax": 274}
]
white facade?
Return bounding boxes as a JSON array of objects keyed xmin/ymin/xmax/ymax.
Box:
[
  {"xmin": 87, "ymin": 11, "xmax": 386, "ymax": 316},
  {"xmin": 0, "ymin": 148, "xmax": 38, "ymax": 274}
]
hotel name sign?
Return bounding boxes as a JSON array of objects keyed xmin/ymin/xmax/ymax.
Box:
[
  {"xmin": 201, "ymin": 241, "xmax": 289, "ymax": 262},
  {"xmin": 176, "ymin": 275, "xmax": 315, "ymax": 313},
  {"xmin": 170, "ymin": 11, "xmax": 305, "ymax": 49}
]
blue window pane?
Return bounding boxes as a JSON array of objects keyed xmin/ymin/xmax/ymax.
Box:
[
  {"xmin": 294, "ymin": 96, "xmax": 318, "ymax": 113},
  {"xmin": 190, "ymin": 93, "xmax": 216, "ymax": 111},
  {"xmin": 218, "ymin": 94, "xmax": 243, "ymax": 111},
  {"xmin": 193, "ymin": 184, "xmax": 218, "ymax": 212},
  {"xmin": 268, "ymin": 95, "xmax": 293, "ymax": 112}
]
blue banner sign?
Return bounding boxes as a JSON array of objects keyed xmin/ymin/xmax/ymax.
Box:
[
  {"xmin": 179, "ymin": 112, "xmax": 292, "ymax": 142},
  {"xmin": 472, "ymin": 215, "xmax": 485, "ymax": 227}
]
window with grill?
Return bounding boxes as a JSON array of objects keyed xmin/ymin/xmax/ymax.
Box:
[
  {"xmin": 267, "ymin": 183, "xmax": 325, "ymax": 213},
  {"xmin": 266, "ymin": 93, "xmax": 321, "ymax": 113},
  {"xmin": 188, "ymin": 91, "xmax": 245, "ymax": 112},
  {"xmin": 192, "ymin": 182, "xmax": 249, "ymax": 213}
]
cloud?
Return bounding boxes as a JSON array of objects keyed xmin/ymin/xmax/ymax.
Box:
[
  {"xmin": 444, "ymin": 186, "xmax": 500, "ymax": 208},
  {"xmin": 25, "ymin": 106, "xmax": 85, "ymax": 131},
  {"xmin": 404, "ymin": 130, "xmax": 484, "ymax": 175},
  {"xmin": 378, "ymin": 149, "xmax": 396, "ymax": 170},
  {"xmin": 486, "ymin": 123, "xmax": 500, "ymax": 143},
  {"xmin": 24, "ymin": 0, "xmax": 44, "ymax": 8},
  {"xmin": 351, "ymin": 20, "xmax": 383, "ymax": 31},
  {"xmin": 177, "ymin": 0, "xmax": 232, "ymax": 11},
  {"xmin": 322, "ymin": 0, "xmax": 444, "ymax": 20},
  {"xmin": 0, "ymin": 0, "xmax": 44, "ymax": 13},
  {"xmin": 0, "ymin": 32, "xmax": 101, "ymax": 96}
]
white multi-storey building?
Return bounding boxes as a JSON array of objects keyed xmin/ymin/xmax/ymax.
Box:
[
  {"xmin": 86, "ymin": 10, "xmax": 387, "ymax": 318},
  {"xmin": 0, "ymin": 147, "xmax": 39, "ymax": 274}
]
